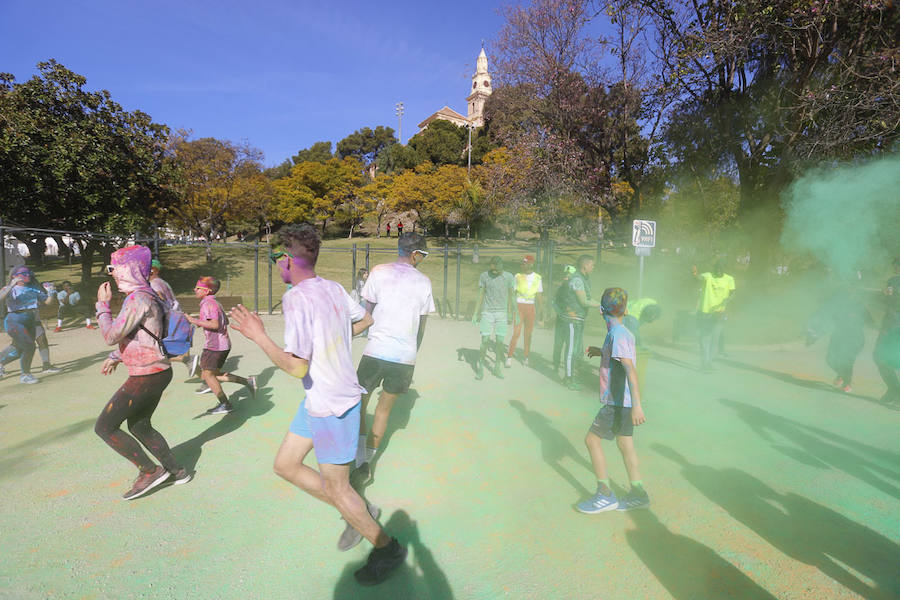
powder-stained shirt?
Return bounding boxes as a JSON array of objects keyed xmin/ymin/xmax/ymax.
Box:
[
  {"xmin": 5, "ymin": 285, "xmax": 47, "ymax": 312},
  {"xmin": 151, "ymin": 277, "xmax": 180, "ymax": 311},
  {"xmin": 199, "ymin": 295, "xmax": 230, "ymax": 351},
  {"xmin": 96, "ymin": 290, "xmax": 170, "ymax": 376},
  {"xmin": 514, "ymin": 272, "xmax": 543, "ymax": 304},
  {"xmin": 698, "ymin": 273, "xmax": 735, "ymax": 314},
  {"xmin": 598, "ymin": 322, "xmax": 636, "ymax": 408},
  {"xmin": 283, "ymin": 277, "xmax": 367, "ymax": 418},
  {"xmin": 362, "ymin": 262, "xmax": 435, "ymax": 366},
  {"xmin": 478, "ymin": 270, "xmax": 515, "ymax": 313}
]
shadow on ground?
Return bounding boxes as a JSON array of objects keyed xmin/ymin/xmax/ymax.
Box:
[
  {"xmin": 172, "ymin": 366, "xmax": 277, "ymax": 471},
  {"xmin": 359, "ymin": 389, "xmax": 420, "ymax": 490},
  {"xmin": 509, "ymin": 399, "xmax": 593, "ymax": 498},
  {"xmin": 626, "ymin": 509, "xmax": 778, "ymax": 599},
  {"xmin": 0, "ymin": 418, "xmax": 95, "ymax": 478},
  {"xmin": 653, "ymin": 443, "xmax": 900, "ymax": 600},
  {"xmin": 332, "ymin": 509, "xmax": 453, "ymax": 600},
  {"xmin": 719, "ymin": 358, "xmax": 880, "ymax": 403}
]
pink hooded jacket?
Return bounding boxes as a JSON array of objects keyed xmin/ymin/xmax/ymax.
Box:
[{"xmin": 95, "ymin": 245, "xmax": 170, "ymax": 376}]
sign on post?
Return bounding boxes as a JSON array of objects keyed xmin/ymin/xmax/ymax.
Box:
[{"xmin": 632, "ymin": 219, "xmax": 657, "ymax": 248}]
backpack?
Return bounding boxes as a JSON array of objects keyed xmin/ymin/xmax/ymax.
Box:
[{"xmin": 137, "ymin": 291, "xmax": 194, "ymax": 358}]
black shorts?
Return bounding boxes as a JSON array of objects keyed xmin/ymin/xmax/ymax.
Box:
[
  {"xmin": 200, "ymin": 348, "xmax": 230, "ymax": 371},
  {"xmin": 357, "ymin": 355, "xmax": 414, "ymax": 395},
  {"xmin": 589, "ymin": 404, "xmax": 634, "ymax": 439}
]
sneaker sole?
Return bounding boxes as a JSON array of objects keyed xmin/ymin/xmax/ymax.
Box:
[
  {"xmin": 124, "ymin": 471, "xmax": 171, "ymax": 500},
  {"xmin": 576, "ymin": 502, "xmax": 619, "ymax": 514},
  {"xmin": 195, "ymin": 388, "xmax": 212, "ymax": 395}
]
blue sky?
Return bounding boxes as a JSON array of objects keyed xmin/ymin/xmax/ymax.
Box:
[{"xmin": 1, "ymin": 0, "xmax": 508, "ymax": 166}]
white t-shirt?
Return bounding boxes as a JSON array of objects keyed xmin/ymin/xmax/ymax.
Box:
[
  {"xmin": 283, "ymin": 276, "xmax": 367, "ymax": 418},
  {"xmin": 361, "ymin": 261, "xmax": 435, "ymax": 366}
]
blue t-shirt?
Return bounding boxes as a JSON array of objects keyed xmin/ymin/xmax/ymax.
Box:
[
  {"xmin": 599, "ymin": 322, "xmax": 636, "ymax": 407},
  {"xmin": 5, "ymin": 285, "xmax": 48, "ymax": 312}
]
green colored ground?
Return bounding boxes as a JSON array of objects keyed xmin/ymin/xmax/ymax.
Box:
[{"xmin": 1, "ymin": 306, "xmax": 898, "ymax": 599}]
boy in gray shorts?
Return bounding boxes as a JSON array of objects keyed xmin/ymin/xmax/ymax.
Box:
[
  {"xmin": 472, "ymin": 256, "xmax": 515, "ymax": 380},
  {"xmin": 577, "ymin": 287, "xmax": 649, "ymax": 513}
]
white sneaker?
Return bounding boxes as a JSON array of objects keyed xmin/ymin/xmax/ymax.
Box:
[
  {"xmin": 247, "ymin": 375, "xmax": 257, "ymax": 395},
  {"xmin": 504, "ymin": 357, "xmax": 512, "ymax": 368},
  {"xmin": 186, "ymin": 354, "xmax": 200, "ymax": 378},
  {"xmin": 20, "ymin": 374, "xmax": 39, "ymax": 384}
]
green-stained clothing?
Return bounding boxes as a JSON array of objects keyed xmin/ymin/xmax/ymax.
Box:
[
  {"xmin": 628, "ymin": 298, "xmax": 658, "ymax": 321},
  {"xmin": 559, "ymin": 272, "xmax": 591, "ymax": 321},
  {"xmin": 478, "ymin": 270, "xmax": 515, "ymax": 314},
  {"xmin": 698, "ymin": 273, "xmax": 735, "ymax": 314}
]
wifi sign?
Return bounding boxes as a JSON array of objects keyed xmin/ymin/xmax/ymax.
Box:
[{"xmin": 632, "ymin": 220, "xmax": 657, "ymax": 248}]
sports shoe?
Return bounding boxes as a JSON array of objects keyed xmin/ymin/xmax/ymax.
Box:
[
  {"xmin": 841, "ymin": 385, "xmax": 852, "ymax": 393},
  {"xmin": 86, "ymin": 324, "xmax": 97, "ymax": 330},
  {"xmin": 20, "ymin": 374, "xmax": 39, "ymax": 384},
  {"xmin": 337, "ymin": 502, "xmax": 381, "ymax": 552},
  {"xmin": 247, "ymin": 375, "xmax": 257, "ymax": 395},
  {"xmin": 353, "ymin": 537, "xmax": 407, "ymax": 586},
  {"xmin": 206, "ymin": 401, "xmax": 234, "ymax": 415},
  {"xmin": 616, "ymin": 488, "xmax": 650, "ymax": 511},
  {"xmin": 523, "ymin": 357, "xmax": 530, "ymax": 367},
  {"xmin": 0, "ymin": 366, "xmax": 5, "ymax": 379},
  {"xmin": 350, "ymin": 462, "xmax": 372, "ymax": 488},
  {"xmin": 493, "ymin": 363, "xmax": 505, "ymax": 379},
  {"xmin": 475, "ymin": 361, "xmax": 484, "ymax": 381},
  {"xmin": 53, "ymin": 326, "xmax": 63, "ymax": 333},
  {"xmin": 576, "ymin": 489, "xmax": 619, "ymax": 514},
  {"xmin": 195, "ymin": 384, "xmax": 212, "ymax": 394},
  {"xmin": 186, "ymin": 354, "xmax": 200, "ymax": 378},
  {"xmin": 504, "ymin": 357, "xmax": 512, "ymax": 368},
  {"xmin": 122, "ymin": 466, "xmax": 171, "ymax": 500},
  {"xmin": 169, "ymin": 468, "xmax": 193, "ymax": 485},
  {"xmin": 41, "ymin": 364, "xmax": 61, "ymax": 375}
]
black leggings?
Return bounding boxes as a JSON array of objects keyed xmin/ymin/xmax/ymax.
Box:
[{"xmin": 95, "ymin": 369, "xmax": 179, "ymax": 473}]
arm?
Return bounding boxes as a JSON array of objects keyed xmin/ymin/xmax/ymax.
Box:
[
  {"xmin": 229, "ymin": 304, "xmax": 309, "ymax": 379},
  {"xmin": 574, "ymin": 289, "xmax": 600, "ymax": 309},
  {"xmin": 0, "ymin": 277, "xmax": 19, "ymax": 302},
  {"xmin": 508, "ymin": 289, "xmax": 516, "ymax": 324},
  {"xmin": 416, "ymin": 315, "xmax": 428, "ymax": 350},
  {"xmin": 353, "ymin": 312, "xmax": 374, "ymax": 336},
  {"xmin": 620, "ymin": 356, "xmax": 645, "ymax": 425},
  {"xmin": 536, "ymin": 291, "xmax": 545, "ymax": 324},
  {"xmin": 472, "ymin": 288, "xmax": 485, "ymax": 323},
  {"xmin": 95, "ymin": 283, "xmax": 150, "ymax": 346},
  {"xmin": 186, "ymin": 314, "xmax": 220, "ymax": 330}
]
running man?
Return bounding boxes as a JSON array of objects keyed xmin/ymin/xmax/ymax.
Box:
[
  {"xmin": 93, "ymin": 245, "xmax": 191, "ymax": 500},
  {"xmin": 558, "ymin": 255, "xmax": 601, "ymax": 390},
  {"xmin": 0, "ymin": 266, "xmax": 50, "ymax": 384},
  {"xmin": 472, "ymin": 256, "xmax": 515, "ymax": 380},
  {"xmin": 353, "ymin": 233, "xmax": 434, "ymax": 487},
  {"xmin": 229, "ymin": 224, "xmax": 407, "ymax": 586},
  {"xmin": 692, "ymin": 259, "xmax": 735, "ymax": 372},
  {"xmin": 506, "ymin": 255, "xmax": 544, "ymax": 367}
]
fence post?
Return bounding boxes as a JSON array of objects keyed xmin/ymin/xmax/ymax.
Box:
[
  {"xmin": 0, "ymin": 217, "xmax": 5, "ymax": 282},
  {"xmin": 455, "ymin": 243, "xmax": 462, "ymax": 319},
  {"xmin": 443, "ymin": 244, "xmax": 448, "ymax": 319},
  {"xmin": 365, "ymin": 243, "xmax": 370, "ymax": 271},
  {"xmin": 546, "ymin": 240, "xmax": 554, "ymax": 302},
  {"xmin": 153, "ymin": 222, "xmax": 159, "ymax": 259},
  {"xmin": 267, "ymin": 242, "xmax": 273, "ymax": 315},
  {"xmin": 352, "ymin": 243, "xmax": 357, "ymax": 289},
  {"xmin": 254, "ymin": 240, "xmax": 259, "ymax": 313}
]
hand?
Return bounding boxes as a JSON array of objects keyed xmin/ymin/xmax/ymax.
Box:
[
  {"xmin": 101, "ymin": 358, "xmax": 118, "ymax": 375},
  {"xmin": 586, "ymin": 345, "xmax": 602, "ymax": 358},
  {"xmin": 230, "ymin": 304, "xmax": 266, "ymax": 341},
  {"xmin": 97, "ymin": 281, "xmax": 112, "ymax": 303},
  {"xmin": 631, "ymin": 404, "xmax": 646, "ymax": 426},
  {"xmin": 9, "ymin": 275, "xmax": 24, "ymax": 287}
]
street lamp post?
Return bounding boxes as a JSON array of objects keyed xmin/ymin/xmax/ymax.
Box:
[
  {"xmin": 467, "ymin": 123, "xmax": 474, "ymax": 175},
  {"xmin": 395, "ymin": 102, "xmax": 405, "ymax": 144}
]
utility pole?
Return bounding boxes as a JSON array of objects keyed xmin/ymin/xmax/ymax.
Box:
[
  {"xmin": 395, "ymin": 102, "xmax": 405, "ymax": 144},
  {"xmin": 467, "ymin": 123, "xmax": 473, "ymax": 175}
]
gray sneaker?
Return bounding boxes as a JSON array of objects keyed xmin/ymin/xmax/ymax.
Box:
[
  {"xmin": 195, "ymin": 383, "xmax": 212, "ymax": 394},
  {"xmin": 247, "ymin": 375, "xmax": 257, "ymax": 395},
  {"xmin": 41, "ymin": 364, "xmax": 61, "ymax": 374},
  {"xmin": 20, "ymin": 374, "xmax": 39, "ymax": 384},
  {"xmin": 337, "ymin": 502, "xmax": 381, "ymax": 552},
  {"xmin": 616, "ymin": 488, "xmax": 650, "ymax": 511},
  {"xmin": 186, "ymin": 354, "xmax": 200, "ymax": 379}
]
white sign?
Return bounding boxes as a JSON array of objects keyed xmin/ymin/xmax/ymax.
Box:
[{"xmin": 632, "ymin": 220, "xmax": 657, "ymax": 248}]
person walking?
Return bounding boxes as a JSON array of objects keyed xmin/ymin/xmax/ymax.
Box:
[
  {"xmin": 93, "ymin": 245, "xmax": 191, "ymax": 500},
  {"xmin": 229, "ymin": 224, "xmax": 407, "ymax": 586},
  {"xmin": 0, "ymin": 266, "xmax": 50, "ymax": 384},
  {"xmin": 506, "ymin": 255, "xmax": 544, "ymax": 367},
  {"xmin": 692, "ymin": 259, "xmax": 735, "ymax": 372},
  {"xmin": 472, "ymin": 256, "xmax": 515, "ymax": 380},
  {"xmin": 874, "ymin": 257, "xmax": 900, "ymax": 405},
  {"xmin": 558, "ymin": 255, "xmax": 601, "ymax": 389}
]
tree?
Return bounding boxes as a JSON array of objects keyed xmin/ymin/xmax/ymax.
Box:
[
  {"xmin": 292, "ymin": 141, "xmax": 333, "ymax": 164},
  {"xmin": 0, "ymin": 60, "xmax": 174, "ymax": 283},
  {"xmin": 375, "ymin": 143, "xmax": 421, "ymax": 174},
  {"xmin": 271, "ymin": 157, "xmax": 364, "ymax": 234},
  {"xmin": 336, "ymin": 126, "xmax": 396, "ymax": 165},
  {"xmin": 408, "ymin": 120, "xmax": 468, "ymax": 166},
  {"xmin": 358, "ymin": 174, "xmax": 395, "ymax": 236}
]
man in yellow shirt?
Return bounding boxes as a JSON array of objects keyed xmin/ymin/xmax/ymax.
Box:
[
  {"xmin": 506, "ymin": 255, "xmax": 544, "ymax": 367},
  {"xmin": 692, "ymin": 259, "xmax": 735, "ymax": 371}
]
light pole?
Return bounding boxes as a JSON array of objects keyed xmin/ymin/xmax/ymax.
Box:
[
  {"xmin": 467, "ymin": 123, "xmax": 474, "ymax": 175},
  {"xmin": 395, "ymin": 102, "xmax": 405, "ymax": 144}
]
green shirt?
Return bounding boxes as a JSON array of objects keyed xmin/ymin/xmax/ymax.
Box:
[{"xmin": 479, "ymin": 270, "xmax": 514, "ymax": 313}]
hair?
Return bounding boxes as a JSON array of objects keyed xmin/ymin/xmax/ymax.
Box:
[
  {"xmin": 398, "ymin": 232, "xmax": 427, "ymax": 257},
  {"xmin": 197, "ymin": 276, "xmax": 221, "ymax": 294},
  {"xmin": 278, "ymin": 223, "xmax": 321, "ymax": 266},
  {"xmin": 577, "ymin": 254, "xmax": 594, "ymax": 269},
  {"xmin": 600, "ymin": 287, "xmax": 628, "ymax": 317},
  {"xmin": 640, "ymin": 303, "xmax": 662, "ymax": 323},
  {"xmin": 61, "ymin": 280, "xmax": 73, "ymax": 288},
  {"xmin": 357, "ymin": 268, "xmax": 368, "ymax": 279},
  {"xmin": 490, "ymin": 256, "xmax": 504, "ymax": 268},
  {"xmin": 714, "ymin": 257, "xmax": 727, "ymax": 273}
]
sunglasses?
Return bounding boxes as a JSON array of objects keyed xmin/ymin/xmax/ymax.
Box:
[
  {"xmin": 413, "ymin": 250, "xmax": 429, "ymax": 258},
  {"xmin": 269, "ymin": 250, "xmax": 294, "ymax": 264},
  {"xmin": 105, "ymin": 265, "xmax": 115, "ymax": 275}
]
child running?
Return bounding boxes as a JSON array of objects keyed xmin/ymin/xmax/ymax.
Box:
[
  {"xmin": 229, "ymin": 223, "xmax": 407, "ymax": 586},
  {"xmin": 185, "ymin": 276, "xmax": 255, "ymax": 415},
  {"xmin": 0, "ymin": 266, "xmax": 50, "ymax": 384},
  {"xmin": 93, "ymin": 245, "xmax": 191, "ymax": 500},
  {"xmin": 578, "ymin": 287, "xmax": 649, "ymax": 513}
]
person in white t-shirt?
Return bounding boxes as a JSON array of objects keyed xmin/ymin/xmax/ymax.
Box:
[
  {"xmin": 352, "ymin": 233, "xmax": 434, "ymax": 486},
  {"xmin": 229, "ymin": 224, "xmax": 407, "ymax": 586}
]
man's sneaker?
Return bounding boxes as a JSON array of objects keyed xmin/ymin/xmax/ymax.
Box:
[
  {"xmin": 20, "ymin": 374, "xmax": 39, "ymax": 384},
  {"xmin": 337, "ymin": 502, "xmax": 381, "ymax": 552},
  {"xmin": 353, "ymin": 537, "xmax": 407, "ymax": 586},
  {"xmin": 475, "ymin": 361, "xmax": 484, "ymax": 381},
  {"xmin": 504, "ymin": 357, "xmax": 512, "ymax": 368},
  {"xmin": 169, "ymin": 468, "xmax": 193, "ymax": 485},
  {"xmin": 247, "ymin": 375, "xmax": 257, "ymax": 395},
  {"xmin": 841, "ymin": 384, "xmax": 852, "ymax": 393},
  {"xmin": 523, "ymin": 357, "xmax": 530, "ymax": 367},
  {"xmin": 195, "ymin": 384, "xmax": 212, "ymax": 394},
  {"xmin": 122, "ymin": 466, "xmax": 171, "ymax": 500},
  {"xmin": 350, "ymin": 462, "xmax": 372, "ymax": 488},
  {"xmin": 576, "ymin": 489, "xmax": 619, "ymax": 514},
  {"xmin": 493, "ymin": 363, "xmax": 505, "ymax": 379},
  {"xmin": 206, "ymin": 401, "xmax": 234, "ymax": 415},
  {"xmin": 86, "ymin": 324, "xmax": 97, "ymax": 330},
  {"xmin": 0, "ymin": 366, "xmax": 5, "ymax": 379},
  {"xmin": 53, "ymin": 326, "xmax": 63, "ymax": 333},
  {"xmin": 186, "ymin": 354, "xmax": 200, "ymax": 378},
  {"xmin": 616, "ymin": 488, "xmax": 650, "ymax": 511},
  {"xmin": 41, "ymin": 364, "xmax": 61, "ymax": 375}
]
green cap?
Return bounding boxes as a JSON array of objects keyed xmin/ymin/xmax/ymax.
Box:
[{"xmin": 150, "ymin": 259, "xmax": 162, "ymax": 269}]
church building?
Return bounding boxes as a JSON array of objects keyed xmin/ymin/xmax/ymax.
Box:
[{"xmin": 417, "ymin": 47, "xmax": 492, "ymax": 132}]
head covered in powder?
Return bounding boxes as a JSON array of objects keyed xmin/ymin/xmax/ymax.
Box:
[
  {"xmin": 10, "ymin": 264, "xmax": 33, "ymax": 283},
  {"xmin": 398, "ymin": 232, "xmax": 427, "ymax": 257},
  {"xmin": 195, "ymin": 276, "xmax": 221, "ymax": 295},
  {"xmin": 600, "ymin": 287, "xmax": 628, "ymax": 318},
  {"xmin": 110, "ymin": 245, "xmax": 153, "ymax": 293}
]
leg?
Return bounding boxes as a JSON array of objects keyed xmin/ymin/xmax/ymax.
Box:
[
  {"xmin": 564, "ymin": 321, "xmax": 578, "ymax": 379},
  {"xmin": 368, "ymin": 390, "xmax": 398, "ymax": 450},
  {"xmin": 616, "ymin": 435, "xmax": 641, "ymax": 483},
  {"xmin": 698, "ymin": 314, "xmax": 714, "ymax": 369},
  {"xmin": 218, "ymin": 372, "xmax": 249, "ymax": 386},
  {"xmin": 272, "ymin": 431, "xmax": 333, "ymax": 504},
  {"xmin": 521, "ymin": 304, "xmax": 536, "ymax": 359},
  {"xmin": 507, "ymin": 306, "xmax": 523, "ymax": 359},
  {"xmin": 320, "ymin": 462, "xmax": 390, "ymax": 548},
  {"xmin": 585, "ymin": 432, "xmax": 609, "ymax": 481},
  {"xmin": 202, "ymin": 369, "xmax": 227, "ymax": 402},
  {"xmin": 95, "ymin": 376, "xmax": 164, "ymax": 472},
  {"xmin": 125, "ymin": 370, "xmax": 180, "ymax": 472},
  {"xmin": 553, "ymin": 318, "xmax": 565, "ymax": 369}
]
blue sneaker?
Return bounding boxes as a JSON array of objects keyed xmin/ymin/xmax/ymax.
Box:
[
  {"xmin": 576, "ymin": 490, "xmax": 618, "ymax": 514},
  {"xmin": 616, "ymin": 488, "xmax": 650, "ymax": 511}
]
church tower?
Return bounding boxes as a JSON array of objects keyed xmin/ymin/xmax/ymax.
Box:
[{"xmin": 466, "ymin": 47, "xmax": 492, "ymax": 127}]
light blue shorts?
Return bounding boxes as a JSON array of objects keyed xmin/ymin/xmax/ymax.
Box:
[
  {"xmin": 289, "ymin": 400, "xmax": 361, "ymax": 465},
  {"xmin": 479, "ymin": 310, "xmax": 509, "ymax": 338}
]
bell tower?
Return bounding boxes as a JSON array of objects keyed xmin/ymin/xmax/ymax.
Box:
[{"xmin": 466, "ymin": 46, "xmax": 492, "ymax": 127}]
